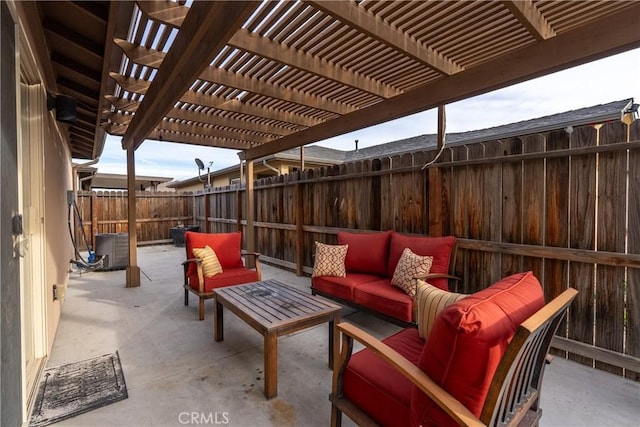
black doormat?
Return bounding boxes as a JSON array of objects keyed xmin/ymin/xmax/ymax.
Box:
[{"xmin": 30, "ymin": 352, "xmax": 128, "ymax": 427}]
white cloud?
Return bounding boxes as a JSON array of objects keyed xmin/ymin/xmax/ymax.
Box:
[{"xmin": 91, "ymin": 49, "xmax": 639, "ymax": 180}]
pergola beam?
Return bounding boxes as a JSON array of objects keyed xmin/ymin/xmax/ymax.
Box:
[
  {"xmin": 228, "ymin": 29, "xmax": 401, "ymax": 98},
  {"xmin": 115, "ymin": 39, "xmax": 355, "ymax": 115},
  {"xmin": 136, "ymin": 0, "xmax": 188, "ymax": 28},
  {"xmin": 105, "ymin": 98, "xmax": 294, "ymax": 136},
  {"xmin": 146, "ymin": 130, "xmax": 253, "ymax": 150},
  {"xmin": 305, "ymin": 0, "xmax": 462, "ymax": 76},
  {"xmin": 110, "ymin": 72, "xmax": 321, "ymax": 128},
  {"xmin": 503, "ymin": 0, "xmax": 556, "ymax": 41},
  {"xmin": 242, "ymin": 4, "xmax": 640, "ymax": 160},
  {"xmin": 122, "ymin": 1, "xmax": 259, "ymax": 150},
  {"xmin": 104, "ymin": 123, "xmax": 254, "ymax": 150}
]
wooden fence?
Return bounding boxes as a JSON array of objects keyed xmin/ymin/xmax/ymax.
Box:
[
  {"xmin": 192, "ymin": 119, "xmax": 639, "ymax": 379},
  {"xmin": 73, "ymin": 120, "xmax": 639, "ymax": 379},
  {"xmin": 74, "ymin": 191, "xmax": 194, "ymax": 249}
]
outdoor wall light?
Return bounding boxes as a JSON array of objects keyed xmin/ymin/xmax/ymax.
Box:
[{"xmin": 622, "ymin": 103, "xmax": 639, "ymax": 125}]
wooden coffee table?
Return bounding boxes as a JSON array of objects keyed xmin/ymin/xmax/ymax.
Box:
[{"xmin": 212, "ymin": 279, "xmax": 341, "ymax": 399}]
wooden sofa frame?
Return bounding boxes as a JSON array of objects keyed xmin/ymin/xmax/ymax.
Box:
[{"xmin": 330, "ymin": 287, "xmax": 578, "ymax": 427}]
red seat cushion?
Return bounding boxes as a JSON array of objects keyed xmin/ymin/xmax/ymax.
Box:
[
  {"xmin": 353, "ymin": 279, "xmax": 413, "ymax": 322},
  {"xmin": 188, "ymin": 268, "xmax": 259, "ymax": 293},
  {"xmin": 344, "ymin": 328, "xmax": 424, "ymax": 427},
  {"xmin": 185, "ymin": 231, "xmax": 244, "ymax": 275},
  {"xmin": 410, "ymin": 271, "xmax": 545, "ymax": 427},
  {"xmin": 311, "ymin": 273, "xmax": 381, "ymax": 301},
  {"xmin": 338, "ymin": 231, "xmax": 392, "ymax": 277},
  {"xmin": 388, "ymin": 234, "xmax": 456, "ymax": 290}
]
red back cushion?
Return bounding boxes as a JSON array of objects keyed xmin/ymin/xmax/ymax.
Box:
[
  {"xmin": 338, "ymin": 231, "xmax": 392, "ymax": 276},
  {"xmin": 388, "ymin": 233, "xmax": 456, "ymax": 290},
  {"xmin": 185, "ymin": 231, "xmax": 244, "ymax": 275},
  {"xmin": 410, "ymin": 271, "xmax": 545, "ymax": 427}
]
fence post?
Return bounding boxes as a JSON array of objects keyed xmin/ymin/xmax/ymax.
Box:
[
  {"xmin": 204, "ymin": 193, "xmax": 210, "ymax": 233},
  {"xmin": 91, "ymin": 192, "xmax": 98, "ymax": 249},
  {"xmin": 236, "ymin": 189, "xmax": 242, "ymax": 233},
  {"xmin": 296, "ymin": 181, "xmax": 304, "ymax": 276},
  {"xmin": 245, "ymin": 161, "xmax": 256, "ymax": 267}
]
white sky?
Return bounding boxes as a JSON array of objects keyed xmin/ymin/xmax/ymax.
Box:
[{"xmin": 90, "ymin": 49, "xmax": 640, "ymax": 182}]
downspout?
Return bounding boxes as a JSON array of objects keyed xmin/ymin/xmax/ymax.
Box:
[{"xmin": 262, "ymin": 160, "xmax": 280, "ymax": 175}]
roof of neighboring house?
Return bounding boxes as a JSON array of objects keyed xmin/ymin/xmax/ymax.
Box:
[
  {"xmin": 167, "ymin": 98, "xmax": 635, "ymax": 188},
  {"xmin": 76, "ymin": 169, "xmax": 173, "ymax": 190},
  {"xmin": 345, "ymin": 98, "xmax": 635, "ymax": 161},
  {"xmin": 166, "ymin": 145, "xmax": 346, "ymax": 188}
]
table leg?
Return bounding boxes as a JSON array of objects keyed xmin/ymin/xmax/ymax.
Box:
[
  {"xmin": 329, "ymin": 313, "xmax": 340, "ymax": 369},
  {"xmin": 264, "ymin": 332, "xmax": 277, "ymax": 399},
  {"xmin": 214, "ymin": 299, "xmax": 224, "ymax": 342}
]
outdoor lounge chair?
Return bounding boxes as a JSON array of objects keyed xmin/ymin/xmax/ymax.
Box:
[
  {"xmin": 329, "ymin": 272, "xmax": 578, "ymax": 426},
  {"xmin": 183, "ymin": 231, "xmax": 261, "ymax": 320}
]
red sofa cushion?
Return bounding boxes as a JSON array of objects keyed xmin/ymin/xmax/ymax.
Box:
[
  {"xmin": 188, "ymin": 268, "xmax": 259, "ymax": 293},
  {"xmin": 344, "ymin": 328, "xmax": 424, "ymax": 427},
  {"xmin": 185, "ymin": 231, "xmax": 244, "ymax": 276},
  {"xmin": 388, "ymin": 234, "xmax": 456, "ymax": 290},
  {"xmin": 312, "ymin": 273, "xmax": 381, "ymax": 301},
  {"xmin": 338, "ymin": 231, "xmax": 392, "ymax": 276},
  {"xmin": 353, "ymin": 279, "xmax": 413, "ymax": 323},
  {"xmin": 410, "ymin": 271, "xmax": 545, "ymax": 427}
]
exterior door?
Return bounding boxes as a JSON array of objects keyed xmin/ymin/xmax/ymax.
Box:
[{"xmin": 19, "ymin": 81, "xmax": 47, "ymax": 410}]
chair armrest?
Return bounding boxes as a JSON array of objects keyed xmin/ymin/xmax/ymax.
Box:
[
  {"xmin": 335, "ymin": 322, "xmax": 485, "ymax": 427},
  {"xmin": 241, "ymin": 250, "xmax": 261, "ymax": 258},
  {"xmin": 240, "ymin": 251, "xmax": 262, "ymax": 280},
  {"xmin": 181, "ymin": 258, "xmax": 204, "ymax": 292}
]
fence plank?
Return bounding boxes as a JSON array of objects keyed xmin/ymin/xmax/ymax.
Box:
[
  {"xmin": 501, "ymin": 137, "xmax": 523, "ymax": 277},
  {"xmin": 595, "ymin": 122, "xmax": 628, "ymax": 375},
  {"xmin": 568, "ymin": 125, "xmax": 597, "ymax": 368},
  {"xmin": 521, "ymin": 135, "xmax": 545, "ymax": 281},
  {"xmin": 448, "ymin": 145, "xmax": 469, "ymax": 291},
  {"xmin": 545, "ymin": 129, "xmax": 570, "ymax": 301},
  {"xmin": 483, "ymin": 140, "xmax": 503, "ymax": 284}
]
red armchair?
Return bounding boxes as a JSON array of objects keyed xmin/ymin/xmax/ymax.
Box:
[
  {"xmin": 183, "ymin": 231, "xmax": 261, "ymax": 320},
  {"xmin": 330, "ymin": 272, "xmax": 578, "ymax": 427}
]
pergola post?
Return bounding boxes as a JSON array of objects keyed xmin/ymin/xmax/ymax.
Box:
[
  {"xmin": 126, "ymin": 146, "xmax": 141, "ymax": 287},
  {"xmin": 245, "ymin": 160, "xmax": 256, "ymax": 266}
]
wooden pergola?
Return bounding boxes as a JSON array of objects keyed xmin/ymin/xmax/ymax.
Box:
[{"xmin": 16, "ymin": 0, "xmax": 640, "ymax": 286}]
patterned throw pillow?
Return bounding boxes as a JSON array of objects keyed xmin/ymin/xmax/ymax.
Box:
[
  {"xmin": 312, "ymin": 242, "xmax": 348, "ymax": 277},
  {"xmin": 192, "ymin": 245, "xmax": 223, "ymax": 278},
  {"xmin": 391, "ymin": 248, "xmax": 433, "ymax": 297},
  {"xmin": 415, "ymin": 280, "xmax": 466, "ymax": 339}
]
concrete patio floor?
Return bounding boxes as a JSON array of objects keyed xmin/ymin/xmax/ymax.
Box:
[{"xmin": 44, "ymin": 245, "xmax": 639, "ymax": 427}]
